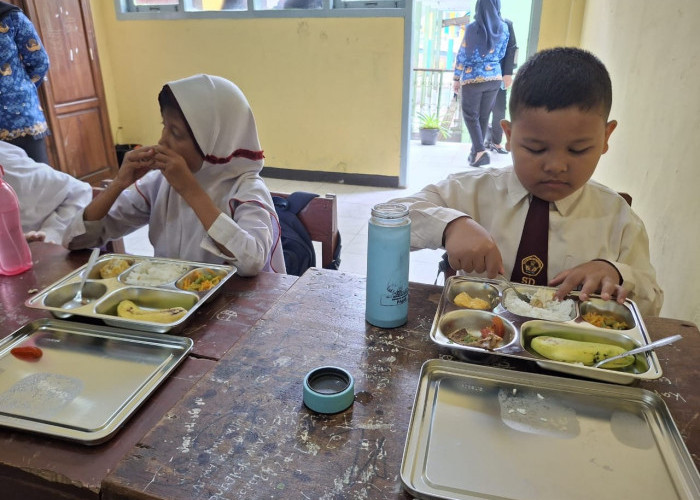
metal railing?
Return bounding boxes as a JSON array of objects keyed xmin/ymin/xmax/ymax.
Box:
[{"xmin": 411, "ymin": 68, "xmax": 462, "ymax": 142}]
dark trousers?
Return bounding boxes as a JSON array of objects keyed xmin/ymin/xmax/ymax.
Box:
[
  {"xmin": 5, "ymin": 135, "xmax": 50, "ymax": 165},
  {"xmin": 459, "ymin": 80, "xmax": 501, "ymax": 155},
  {"xmin": 485, "ymin": 87, "xmax": 507, "ymax": 145}
]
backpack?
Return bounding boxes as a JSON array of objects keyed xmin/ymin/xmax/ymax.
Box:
[{"xmin": 272, "ymin": 192, "xmax": 319, "ymax": 276}]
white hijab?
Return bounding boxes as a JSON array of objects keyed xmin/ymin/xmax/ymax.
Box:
[{"xmin": 146, "ymin": 75, "xmax": 283, "ymax": 272}]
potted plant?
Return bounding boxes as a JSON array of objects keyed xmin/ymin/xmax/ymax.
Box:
[{"xmin": 417, "ymin": 112, "xmax": 450, "ymax": 145}]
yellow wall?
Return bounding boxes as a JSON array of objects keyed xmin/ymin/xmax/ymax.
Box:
[
  {"xmin": 535, "ymin": 0, "xmax": 700, "ymax": 324},
  {"xmin": 537, "ymin": 0, "xmax": 585, "ymax": 49},
  {"xmin": 90, "ymin": 1, "xmax": 700, "ymax": 322},
  {"xmin": 90, "ymin": 3, "xmax": 404, "ymax": 179},
  {"xmin": 580, "ymin": 0, "xmax": 700, "ymax": 325}
]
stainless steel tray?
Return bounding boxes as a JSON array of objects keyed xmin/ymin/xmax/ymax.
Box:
[
  {"xmin": 25, "ymin": 254, "xmax": 236, "ymax": 333},
  {"xmin": 430, "ymin": 276, "xmax": 661, "ymax": 384},
  {"xmin": 0, "ymin": 318, "xmax": 192, "ymax": 445},
  {"xmin": 401, "ymin": 359, "xmax": 700, "ymax": 500}
]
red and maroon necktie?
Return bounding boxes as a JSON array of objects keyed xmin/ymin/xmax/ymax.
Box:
[{"xmin": 511, "ymin": 196, "xmax": 549, "ymax": 286}]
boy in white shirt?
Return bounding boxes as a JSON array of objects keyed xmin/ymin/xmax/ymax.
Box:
[
  {"xmin": 392, "ymin": 48, "xmax": 663, "ymax": 316},
  {"xmin": 0, "ymin": 141, "xmax": 92, "ymax": 244}
]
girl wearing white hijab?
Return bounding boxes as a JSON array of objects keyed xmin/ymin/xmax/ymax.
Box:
[
  {"xmin": 0, "ymin": 140, "xmax": 92, "ymax": 244},
  {"xmin": 64, "ymin": 74, "xmax": 285, "ymax": 276}
]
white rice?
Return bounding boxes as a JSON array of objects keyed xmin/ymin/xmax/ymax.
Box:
[
  {"xmin": 503, "ymin": 288, "xmax": 575, "ymax": 322},
  {"xmin": 124, "ymin": 262, "xmax": 189, "ymax": 286}
]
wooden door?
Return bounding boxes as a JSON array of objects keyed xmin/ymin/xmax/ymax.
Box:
[{"xmin": 21, "ymin": 0, "xmax": 117, "ymax": 184}]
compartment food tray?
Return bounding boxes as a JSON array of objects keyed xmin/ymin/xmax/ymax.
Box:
[
  {"xmin": 0, "ymin": 319, "xmax": 193, "ymax": 444},
  {"xmin": 401, "ymin": 359, "xmax": 700, "ymax": 500},
  {"xmin": 430, "ymin": 276, "xmax": 661, "ymax": 384},
  {"xmin": 25, "ymin": 254, "xmax": 236, "ymax": 333}
]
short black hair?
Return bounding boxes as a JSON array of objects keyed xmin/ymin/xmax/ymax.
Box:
[
  {"xmin": 157, "ymin": 84, "xmax": 204, "ymax": 157},
  {"xmin": 509, "ymin": 47, "xmax": 613, "ymax": 120}
]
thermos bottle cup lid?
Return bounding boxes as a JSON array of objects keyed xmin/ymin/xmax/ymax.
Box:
[{"xmin": 303, "ymin": 366, "xmax": 355, "ymax": 414}]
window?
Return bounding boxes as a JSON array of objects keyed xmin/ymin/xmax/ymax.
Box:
[{"xmin": 119, "ymin": 0, "xmax": 405, "ymax": 16}]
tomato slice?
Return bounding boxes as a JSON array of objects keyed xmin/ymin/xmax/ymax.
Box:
[
  {"xmin": 492, "ymin": 317, "xmax": 505, "ymax": 338},
  {"xmin": 480, "ymin": 326, "xmax": 494, "ymax": 338},
  {"xmin": 10, "ymin": 346, "xmax": 43, "ymax": 361}
]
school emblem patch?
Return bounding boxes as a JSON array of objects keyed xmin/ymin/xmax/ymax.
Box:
[{"xmin": 519, "ymin": 254, "xmax": 544, "ymax": 285}]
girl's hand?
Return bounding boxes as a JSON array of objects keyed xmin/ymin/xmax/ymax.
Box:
[
  {"xmin": 152, "ymin": 145, "xmax": 198, "ymax": 195},
  {"xmin": 114, "ymin": 146, "xmax": 157, "ymax": 189}
]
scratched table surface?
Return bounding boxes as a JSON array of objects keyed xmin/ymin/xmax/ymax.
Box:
[
  {"xmin": 0, "ymin": 242, "xmax": 296, "ymax": 499},
  {"xmin": 102, "ymin": 268, "xmax": 699, "ymax": 499}
]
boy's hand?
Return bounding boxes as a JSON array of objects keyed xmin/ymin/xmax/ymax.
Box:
[
  {"xmin": 115, "ymin": 146, "xmax": 157, "ymax": 189},
  {"xmin": 549, "ymin": 260, "xmax": 628, "ymax": 304},
  {"xmin": 443, "ymin": 217, "xmax": 504, "ymax": 277}
]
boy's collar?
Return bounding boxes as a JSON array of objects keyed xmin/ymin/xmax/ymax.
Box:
[{"xmin": 506, "ymin": 166, "xmax": 586, "ymax": 215}]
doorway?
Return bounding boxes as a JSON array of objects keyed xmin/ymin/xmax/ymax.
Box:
[{"xmin": 403, "ymin": 0, "xmax": 540, "ymax": 185}]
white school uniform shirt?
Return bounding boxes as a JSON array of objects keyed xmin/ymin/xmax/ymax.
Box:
[
  {"xmin": 0, "ymin": 141, "xmax": 92, "ymax": 245},
  {"xmin": 64, "ymin": 74, "xmax": 285, "ymax": 276},
  {"xmin": 390, "ymin": 166, "xmax": 663, "ymax": 316}
]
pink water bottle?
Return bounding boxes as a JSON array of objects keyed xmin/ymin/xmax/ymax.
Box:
[{"xmin": 0, "ymin": 167, "xmax": 33, "ymax": 276}]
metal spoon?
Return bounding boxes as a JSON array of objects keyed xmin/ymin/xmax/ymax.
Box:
[
  {"xmin": 593, "ymin": 334, "xmax": 683, "ymax": 368},
  {"xmin": 496, "ymin": 273, "xmax": 531, "ymax": 303},
  {"xmin": 63, "ymin": 247, "xmax": 100, "ymax": 310}
]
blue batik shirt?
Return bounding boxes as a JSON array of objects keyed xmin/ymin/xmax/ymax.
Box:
[
  {"xmin": 0, "ymin": 9, "xmax": 50, "ymax": 141},
  {"xmin": 453, "ymin": 20, "xmax": 509, "ymax": 85}
]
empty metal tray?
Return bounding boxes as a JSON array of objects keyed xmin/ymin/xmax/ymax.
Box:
[
  {"xmin": 0, "ymin": 319, "xmax": 193, "ymax": 444},
  {"xmin": 401, "ymin": 359, "xmax": 700, "ymax": 500}
]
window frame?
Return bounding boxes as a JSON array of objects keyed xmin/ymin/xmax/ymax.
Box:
[{"xmin": 117, "ymin": 0, "xmax": 406, "ymax": 20}]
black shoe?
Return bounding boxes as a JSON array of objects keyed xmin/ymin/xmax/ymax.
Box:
[
  {"xmin": 490, "ymin": 144, "xmax": 508, "ymax": 154},
  {"xmin": 470, "ymin": 151, "xmax": 490, "ymax": 167}
]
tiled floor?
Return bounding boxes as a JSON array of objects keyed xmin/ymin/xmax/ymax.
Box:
[{"xmin": 123, "ymin": 140, "xmax": 512, "ymax": 285}]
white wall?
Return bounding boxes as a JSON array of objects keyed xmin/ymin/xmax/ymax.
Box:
[{"xmin": 581, "ymin": 0, "xmax": 700, "ymax": 323}]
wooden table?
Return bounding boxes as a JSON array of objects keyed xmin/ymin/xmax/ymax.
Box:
[
  {"xmin": 0, "ymin": 242, "xmax": 296, "ymax": 499},
  {"xmin": 102, "ymin": 269, "xmax": 700, "ymax": 499}
]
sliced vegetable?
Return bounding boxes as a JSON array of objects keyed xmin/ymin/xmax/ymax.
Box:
[{"xmin": 11, "ymin": 346, "xmax": 43, "ymax": 361}]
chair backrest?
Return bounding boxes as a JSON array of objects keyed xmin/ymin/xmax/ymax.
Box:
[
  {"xmin": 271, "ymin": 192, "xmax": 340, "ymax": 269},
  {"xmin": 91, "ymin": 186, "xmax": 126, "ymax": 254}
]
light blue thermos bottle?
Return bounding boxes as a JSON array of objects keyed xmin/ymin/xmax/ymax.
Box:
[{"xmin": 365, "ymin": 203, "xmax": 410, "ymax": 328}]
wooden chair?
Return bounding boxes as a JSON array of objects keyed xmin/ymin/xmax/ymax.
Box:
[
  {"xmin": 272, "ymin": 192, "xmax": 340, "ymax": 269},
  {"xmin": 91, "ymin": 185, "xmax": 126, "ymax": 254}
]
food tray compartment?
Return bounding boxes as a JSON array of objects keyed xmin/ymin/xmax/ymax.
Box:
[
  {"xmin": 401, "ymin": 360, "xmax": 700, "ymax": 500},
  {"xmin": 25, "ymin": 254, "xmax": 236, "ymax": 333},
  {"xmin": 0, "ymin": 318, "xmax": 193, "ymax": 445},
  {"xmin": 120, "ymin": 260, "xmax": 192, "ymax": 286},
  {"xmin": 430, "ymin": 276, "xmax": 661, "ymax": 384}
]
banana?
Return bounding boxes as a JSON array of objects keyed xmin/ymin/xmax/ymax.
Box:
[
  {"xmin": 530, "ymin": 336, "xmax": 634, "ymax": 369},
  {"xmin": 117, "ymin": 299, "xmax": 187, "ymax": 323}
]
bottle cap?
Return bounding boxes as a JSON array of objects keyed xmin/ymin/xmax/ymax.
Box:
[{"xmin": 303, "ymin": 366, "xmax": 355, "ymax": 414}]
